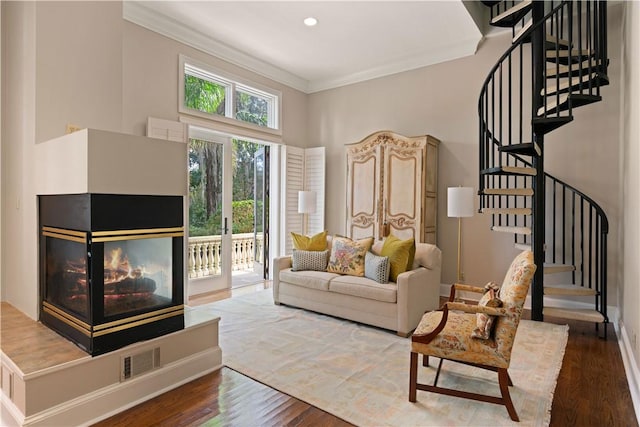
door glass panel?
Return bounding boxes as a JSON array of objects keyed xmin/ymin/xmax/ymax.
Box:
[
  {"xmin": 188, "ymin": 138, "xmax": 224, "ymax": 280},
  {"xmin": 253, "ymin": 147, "xmax": 265, "ymax": 274}
]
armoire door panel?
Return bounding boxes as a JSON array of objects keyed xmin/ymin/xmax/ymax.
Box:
[
  {"xmin": 384, "ymin": 146, "xmax": 423, "ymax": 241},
  {"xmin": 346, "ymin": 149, "xmax": 380, "ymax": 240}
]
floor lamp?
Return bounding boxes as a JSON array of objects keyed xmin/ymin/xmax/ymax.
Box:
[
  {"xmin": 298, "ymin": 190, "xmax": 317, "ymax": 235},
  {"xmin": 448, "ymin": 187, "xmax": 474, "ymax": 283}
]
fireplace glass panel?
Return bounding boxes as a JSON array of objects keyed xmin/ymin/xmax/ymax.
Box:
[
  {"xmin": 103, "ymin": 237, "xmax": 173, "ymax": 317},
  {"xmin": 45, "ymin": 237, "xmax": 89, "ymax": 319}
]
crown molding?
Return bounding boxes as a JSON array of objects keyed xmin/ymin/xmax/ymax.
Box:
[
  {"xmin": 124, "ymin": 2, "xmax": 481, "ymax": 95},
  {"xmin": 306, "ymin": 36, "xmax": 481, "ymax": 93},
  {"xmin": 123, "ymin": 1, "xmax": 310, "ymax": 93}
]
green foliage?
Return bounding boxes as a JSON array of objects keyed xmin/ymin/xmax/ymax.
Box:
[
  {"xmin": 230, "ymin": 200, "xmax": 255, "ymax": 234},
  {"xmin": 184, "ymin": 75, "xmax": 225, "ymax": 115},
  {"xmin": 188, "ymin": 200, "xmax": 256, "ymax": 236}
]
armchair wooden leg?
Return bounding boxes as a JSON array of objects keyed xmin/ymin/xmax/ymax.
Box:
[
  {"xmin": 422, "ymin": 355, "xmax": 429, "ymax": 367},
  {"xmin": 498, "ymin": 368, "xmax": 519, "ymax": 422},
  {"xmin": 409, "ymin": 352, "xmax": 418, "ymax": 402}
]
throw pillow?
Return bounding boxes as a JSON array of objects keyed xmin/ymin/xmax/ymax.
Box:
[
  {"xmin": 326, "ymin": 235, "xmax": 373, "ymax": 277},
  {"xmin": 380, "ymin": 234, "xmax": 416, "ymax": 282},
  {"xmin": 364, "ymin": 251, "xmax": 390, "ymax": 284},
  {"xmin": 471, "ymin": 282, "xmax": 503, "ymax": 340},
  {"xmin": 291, "ymin": 230, "xmax": 327, "ymax": 251},
  {"xmin": 291, "ymin": 249, "xmax": 330, "ymax": 272}
]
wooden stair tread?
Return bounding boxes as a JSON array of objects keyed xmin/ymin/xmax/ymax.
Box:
[
  {"xmin": 482, "ymin": 188, "xmax": 534, "ymax": 196},
  {"xmin": 498, "ymin": 142, "xmax": 541, "ymax": 157},
  {"xmin": 513, "ymin": 22, "xmax": 571, "ymax": 50},
  {"xmin": 512, "ymin": 19, "xmax": 532, "ymax": 44},
  {"xmin": 481, "ymin": 207, "xmax": 532, "ymax": 215},
  {"xmin": 546, "ymin": 59, "xmax": 603, "ymax": 78},
  {"xmin": 481, "ymin": 166, "xmax": 537, "ymax": 176},
  {"xmin": 542, "ymin": 72, "xmax": 599, "ymax": 96},
  {"xmin": 544, "ymin": 263, "xmax": 576, "ymax": 274},
  {"xmin": 546, "ymin": 48, "xmax": 592, "ymax": 62},
  {"xmin": 490, "ymin": 0, "xmax": 532, "ymax": 27},
  {"xmin": 544, "ymin": 284, "xmax": 597, "ymax": 296},
  {"xmin": 543, "ymin": 307, "xmax": 605, "ymax": 323},
  {"xmin": 491, "ymin": 225, "xmax": 531, "ymax": 235},
  {"xmin": 532, "ymin": 116, "xmax": 574, "ymax": 134},
  {"xmin": 537, "ymin": 93, "xmax": 569, "ymax": 116},
  {"xmin": 514, "ymin": 242, "xmax": 549, "ymax": 251}
]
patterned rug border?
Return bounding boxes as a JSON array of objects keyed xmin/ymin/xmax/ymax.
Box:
[{"xmin": 196, "ymin": 290, "xmax": 568, "ymax": 426}]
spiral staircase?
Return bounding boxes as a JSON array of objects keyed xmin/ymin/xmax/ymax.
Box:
[{"xmin": 479, "ymin": 1, "xmax": 610, "ymax": 337}]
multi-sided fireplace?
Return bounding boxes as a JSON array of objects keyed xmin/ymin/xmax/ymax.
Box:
[{"xmin": 39, "ymin": 193, "xmax": 185, "ymax": 356}]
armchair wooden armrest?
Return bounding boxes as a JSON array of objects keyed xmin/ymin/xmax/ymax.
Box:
[
  {"xmin": 448, "ymin": 283, "xmax": 486, "ymax": 301},
  {"xmin": 445, "ymin": 301, "xmax": 509, "ymax": 317}
]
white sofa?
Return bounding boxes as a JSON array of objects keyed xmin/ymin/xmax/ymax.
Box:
[{"xmin": 272, "ymin": 239, "xmax": 442, "ymax": 337}]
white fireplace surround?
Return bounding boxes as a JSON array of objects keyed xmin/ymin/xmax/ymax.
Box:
[{"xmin": 35, "ymin": 128, "xmax": 188, "ymax": 197}]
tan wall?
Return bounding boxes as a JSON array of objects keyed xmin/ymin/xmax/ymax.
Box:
[
  {"xmin": 621, "ymin": 1, "xmax": 640, "ymax": 370},
  {"xmin": 35, "ymin": 1, "xmax": 124, "ymax": 144},
  {"xmin": 121, "ymin": 21, "xmax": 309, "ymax": 144},
  {"xmin": 308, "ymin": 7, "xmax": 623, "ymax": 299}
]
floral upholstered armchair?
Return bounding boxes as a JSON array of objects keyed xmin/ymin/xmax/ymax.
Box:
[{"xmin": 409, "ymin": 250, "xmax": 536, "ymax": 422}]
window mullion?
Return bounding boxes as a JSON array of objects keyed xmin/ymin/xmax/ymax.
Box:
[{"xmin": 227, "ymin": 83, "xmax": 235, "ymax": 120}]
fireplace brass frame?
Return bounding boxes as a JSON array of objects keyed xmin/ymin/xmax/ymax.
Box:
[{"xmin": 43, "ymin": 300, "xmax": 184, "ymax": 338}]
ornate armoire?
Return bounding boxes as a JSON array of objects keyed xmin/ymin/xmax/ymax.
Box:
[{"xmin": 346, "ymin": 131, "xmax": 440, "ymax": 244}]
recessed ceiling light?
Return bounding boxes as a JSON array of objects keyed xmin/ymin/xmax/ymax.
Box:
[{"xmin": 303, "ymin": 17, "xmax": 318, "ymax": 27}]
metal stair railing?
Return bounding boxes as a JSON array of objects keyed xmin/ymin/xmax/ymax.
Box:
[{"xmin": 478, "ymin": 0, "xmax": 609, "ymax": 326}]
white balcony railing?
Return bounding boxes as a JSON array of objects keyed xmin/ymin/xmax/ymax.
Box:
[{"xmin": 187, "ymin": 232, "xmax": 263, "ymax": 279}]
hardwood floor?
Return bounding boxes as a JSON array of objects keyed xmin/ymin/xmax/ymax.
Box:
[{"xmin": 93, "ymin": 288, "xmax": 637, "ymax": 427}]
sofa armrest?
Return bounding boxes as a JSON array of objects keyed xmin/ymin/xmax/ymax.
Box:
[
  {"xmin": 396, "ymin": 264, "xmax": 442, "ymax": 337},
  {"xmin": 272, "ymin": 256, "xmax": 292, "ymax": 304}
]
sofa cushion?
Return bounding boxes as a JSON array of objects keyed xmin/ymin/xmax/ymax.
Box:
[
  {"xmin": 291, "ymin": 230, "xmax": 328, "ymax": 251},
  {"xmin": 412, "ymin": 242, "xmax": 441, "ymax": 270},
  {"xmin": 279, "ymin": 268, "xmax": 340, "ymax": 291},
  {"xmin": 329, "ymin": 275, "xmax": 397, "ymax": 303}
]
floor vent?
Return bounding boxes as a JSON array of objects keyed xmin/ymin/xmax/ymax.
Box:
[{"xmin": 121, "ymin": 347, "xmax": 161, "ymax": 381}]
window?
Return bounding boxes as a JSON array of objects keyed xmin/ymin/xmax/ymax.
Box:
[{"xmin": 180, "ymin": 56, "xmax": 281, "ymax": 133}]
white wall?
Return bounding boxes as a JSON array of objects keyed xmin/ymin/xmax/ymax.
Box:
[
  {"xmin": 1, "ymin": 1, "xmax": 37, "ymax": 315},
  {"xmin": 307, "ymin": 6, "xmax": 623, "ymax": 298},
  {"xmin": 620, "ymin": 0, "xmax": 640, "ymax": 379}
]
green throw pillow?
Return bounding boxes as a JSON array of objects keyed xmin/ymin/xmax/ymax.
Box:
[
  {"xmin": 291, "ymin": 230, "xmax": 327, "ymax": 251},
  {"xmin": 380, "ymin": 234, "xmax": 416, "ymax": 282}
]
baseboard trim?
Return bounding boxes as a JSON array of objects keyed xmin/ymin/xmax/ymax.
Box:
[
  {"xmin": 619, "ymin": 322, "xmax": 640, "ymax": 423},
  {"xmin": 20, "ymin": 347, "xmax": 222, "ymax": 427}
]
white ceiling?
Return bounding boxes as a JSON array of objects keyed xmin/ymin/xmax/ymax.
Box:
[{"xmin": 124, "ymin": 1, "xmax": 485, "ymax": 93}]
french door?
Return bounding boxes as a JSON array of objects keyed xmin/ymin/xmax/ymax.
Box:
[{"xmin": 188, "ymin": 127, "xmax": 233, "ymax": 294}]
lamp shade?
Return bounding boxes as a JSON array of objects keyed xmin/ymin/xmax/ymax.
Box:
[
  {"xmin": 447, "ymin": 187, "xmax": 474, "ymax": 218},
  {"xmin": 298, "ymin": 190, "xmax": 317, "ymax": 214}
]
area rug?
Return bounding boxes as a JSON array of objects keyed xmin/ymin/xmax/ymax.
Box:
[{"xmin": 193, "ymin": 290, "xmax": 568, "ymax": 426}]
